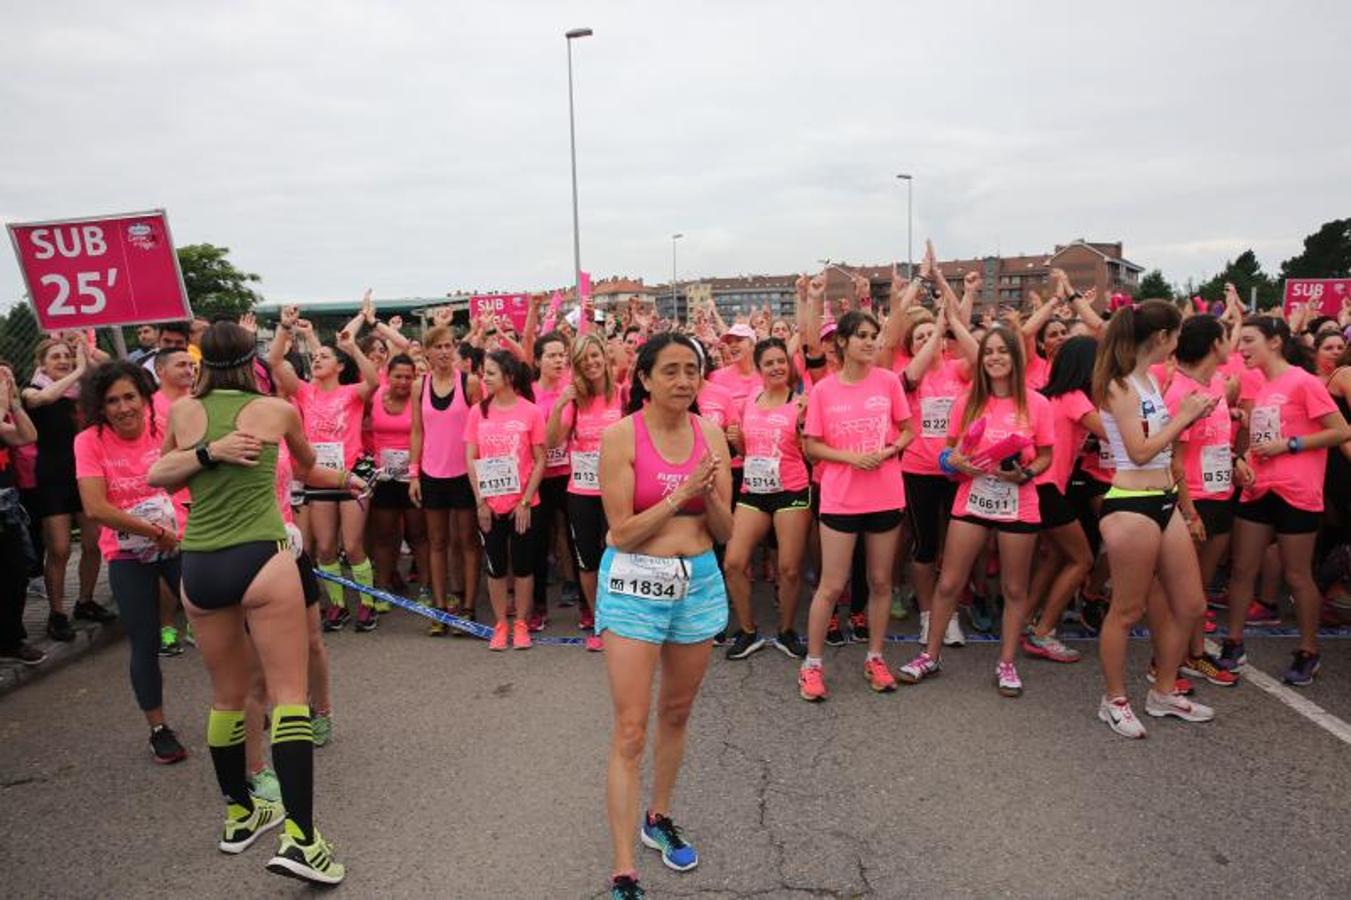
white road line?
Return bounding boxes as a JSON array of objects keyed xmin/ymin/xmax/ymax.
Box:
[{"xmin": 1205, "ymin": 639, "xmax": 1351, "ymax": 747}]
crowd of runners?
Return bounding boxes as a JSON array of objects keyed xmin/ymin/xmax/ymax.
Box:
[{"xmin": 2, "ymin": 247, "xmax": 1350, "ymax": 896}]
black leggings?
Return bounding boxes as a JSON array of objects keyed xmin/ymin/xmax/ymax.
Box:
[
  {"xmin": 108, "ymin": 556, "xmax": 182, "ymax": 712},
  {"xmin": 0, "ymin": 517, "xmax": 29, "ymax": 652},
  {"xmin": 532, "ymin": 476, "xmax": 575, "ymax": 612}
]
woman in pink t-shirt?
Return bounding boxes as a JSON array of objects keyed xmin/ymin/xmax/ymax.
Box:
[
  {"xmin": 799, "ymin": 311, "xmax": 914, "ymax": 701},
  {"xmin": 897, "ymin": 325, "xmax": 1053, "ymax": 698},
  {"xmin": 1223, "ymin": 317, "xmax": 1351, "ymax": 685},
  {"xmin": 465, "ymin": 350, "xmax": 548, "ymax": 651},
  {"xmin": 73, "ymin": 361, "xmax": 188, "ymax": 764}
]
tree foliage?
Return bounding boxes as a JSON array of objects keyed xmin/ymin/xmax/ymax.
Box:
[
  {"xmin": 1196, "ymin": 249, "xmax": 1279, "ymax": 310},
  {"xmin": 1279, "ymin": 218, "xmax": 1351, "ymax": 280},
  {"xmin": 1134, "ymin": 269, "xmax": 1174, "ymax": 300},
  {"xmin": 177, "ymin": 243, "xmax": 262, "ymax": 321}
]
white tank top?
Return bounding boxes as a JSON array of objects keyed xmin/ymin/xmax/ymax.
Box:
[{"xmin": 1100, "ymin": 373, "xmax": 1172, "ymax": 472}]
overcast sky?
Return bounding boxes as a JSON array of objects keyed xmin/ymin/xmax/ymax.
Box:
[{"xmin": 3, "ymin": 1, "xmax": 1349, "ymax": 307}]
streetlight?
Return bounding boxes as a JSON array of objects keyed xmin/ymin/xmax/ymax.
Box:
[
  {"xmin": 565, "ymin": 27, "xmax": 593, "ymax": 297},
  {"xmin": 896, "ymin": 173, "xmax": 913, "ymax": 280},
  {"xmin": 671, "ymin": 233, "xmax": 684, "ymax": 321}
]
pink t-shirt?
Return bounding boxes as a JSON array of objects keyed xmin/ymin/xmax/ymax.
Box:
[
  {"xmin": 947, "ymin": 392, "xmax": 1054, "ymax": 524},
  {"xmin": 708, "ymin": 365, "xmax": 760, "ymax": 467},
  {"xmin": 534, "ymin": 379, "xmax": 572, "ymax": 479},
  {"xmin": 1039, "ymin": 390, "xmax": 1096, "ymax": 493},
  {"xmin": 74, "ymin": 423, "xmax": 185, "ymax": 561},
  {"xmin": 1025, "ymin": 355, "xmax": 1051, "ymax": 392},
  {"xmin": 900, "ymin": 359, "xmax": 969, "ymax": 477},
  {"xmin": 561, "ymin": 390, "xmax": 625, "ymax": 497},
  {"xmin": 696, "ymin": 381, "xmax": 739, "ymax": 431},
  {"xmin": 1164, "ymin": 369, "xmax": 1233, "ymax": 500},
  {"xmin": 295, "ymin": 381, "xmax": 367, "ymax": 472},
  {"xmin": 740, "ymin": 392, "xmax": 809, "ymax": 493},
  {"xmin": 1242, "ymin": 365, "xmax": 1338, "ymax": 511},
  {"xmin": 803, "ymin": 367, "xmax": 910, "ymax": 515},
  {"xmin": 464, "ymin": 397, "xmax": 546, "ymax": 515}
]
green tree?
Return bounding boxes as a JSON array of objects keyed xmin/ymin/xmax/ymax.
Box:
[
  {"xmin": 1134, "ymin": 269, "xmax": 1175, "ymax": 300},
  {"xmin": 177, "ymin": 243, "xmax": 262, "ymax": 320},
  {"xmin": 1279, "ymin": 218, "xmax": 1351, "ymax": 280},
  {"xmin": 1197, "ymin": 249, "xmax": 1279, "ymax": 310}
]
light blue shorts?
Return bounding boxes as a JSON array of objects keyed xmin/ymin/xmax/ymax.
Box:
[{"xmin": 595, "ymin": 548, "xmax": 728, "ymax": 645}]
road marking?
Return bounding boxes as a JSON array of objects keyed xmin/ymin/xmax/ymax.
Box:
[{"xmin": 1205, "ymin": 639, "xmax": 1351, "ymax": 747}]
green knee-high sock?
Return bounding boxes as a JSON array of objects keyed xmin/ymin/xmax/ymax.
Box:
[
  {"xmin": 206, "ymin": 708, "xmax": 252, "ymax": 815},
  {"xmin": 317, "ymin": 562, "xmax": 346, "ymax": 610},
  {"xmin": 270, "ymin": 703, "xmax": 315, "ymax": 841},
  {"xmin": 349, "ymin": 559, "xmax": 375, "ymax": 609}
]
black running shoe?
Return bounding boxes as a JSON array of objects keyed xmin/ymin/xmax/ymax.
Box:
[
  {"xmin": 150, "ymin": 725, "xmax": 188, "ymax": 764},
  {"xmin": 848, "ymin": 612, "xmax": 870, "ymax": 643},
  {"xmin": 725, "ymin": 630, "xmax": 765, "ymax": 660},
  {"xmin": 47, "ymin": 612, "xmax": 75, "ymax": 642},
  {"xmin": 773, "ymin": 629, "xmax": 807, "ymax": 659},
  {"xmin": 611, "ymin": 874, "xmax": 645, "ymax": 899},
  {"xmin": 73, "ymin": 600, "xmax": 117, "ymax": 624},
  {"xmin": 321, "ymin": 606, "xmax": 350, "ymax": 633},
  {"xmin": 711, "ymin": 630, "xmax": 729, "ymax": 646},
  {"xmin": 0, "ymin": 643, "xmax": 47, "ymax": 666},
  {"xmin": 825, "ymin": 614, "xmax": 847, "ymax": 647}
]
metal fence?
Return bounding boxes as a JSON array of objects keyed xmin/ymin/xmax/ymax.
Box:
[{"xmin": 0, "ymin": 301, "xmax": 126, "ymax": 382}]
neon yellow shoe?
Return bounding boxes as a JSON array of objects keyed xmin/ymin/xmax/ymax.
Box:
[
  {"xmin": 266, "ymin": 820, "xmax": 346, "ymax": 884},
  {"xmin": 218, "ymin": 798, "xmax": 285, "ymax": 854}
]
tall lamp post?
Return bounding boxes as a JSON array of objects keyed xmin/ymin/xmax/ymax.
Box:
[
  {"xmin": 896, "ymin": 173, "xmax": 913, "ymax": 279},
  {"xmin": 566, "ymin": 27, "xmax": 593, "ymax": 296},
  {"xmin": 671, "ymin": 233, "xmax": 684, "ymax": 321}
]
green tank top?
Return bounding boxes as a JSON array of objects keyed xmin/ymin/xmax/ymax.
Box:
[{"xmin": 180, "ymin": 391, "xmax": 286, "ymax": 551}]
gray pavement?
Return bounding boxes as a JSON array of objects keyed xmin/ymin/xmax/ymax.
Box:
[
  {"xmin": 0, "ymin": 566, "xmax": 120, "ymax": 696},
  {"xmin": 2, "ymin": 586, "xmax": 1350, "ymax": 899}
]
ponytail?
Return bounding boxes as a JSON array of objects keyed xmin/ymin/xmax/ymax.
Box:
[
  {"xmin": 1092, "ymin": 299, "xmax": 1180, "ymax": 406},
  {"xmin": 480, "ymin": 349, "xmax": 535, "ymax": 416}
]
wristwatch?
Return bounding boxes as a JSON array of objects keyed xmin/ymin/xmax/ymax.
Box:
[
  {"xmin": 195, "ymin": 442, "xmax": 218, "ymax": 469},
  {"xmin": 1287, "ymin": 436, "xmax": 1302, "ymax": 454}
]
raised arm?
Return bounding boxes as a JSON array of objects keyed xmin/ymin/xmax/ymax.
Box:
[{"xmin": 336, "ymin": 327, "xmax": 380, "ymax": 400}]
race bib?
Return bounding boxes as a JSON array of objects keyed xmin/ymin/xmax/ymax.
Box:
[
  {"xmin": 313, "ymin": 441, "xmax": 344, "ymax": 472},
  {"xmin": 546, "ymin": 445, "xmax": 570, "ymax": 469},
  {"xmin": 920, "ymin": 396, "xmax": 955, "ymax": 439},
  {"xmin": 380, "ymin": 449, "xmax": 411, "ymax": 481},
  {"xmin": 742, "ymin": 455, "xmax": 782, "ymax": 493},
  {"xmin": 284, "ymin": 522, "xmax": 304, "ymax": 559},
  {"xmin": 476, "ymin": 455, "xmax": 520, "ymax": 498},
  {"xmin": 570, "ymin": 450, "xmax": 600, "ymax": 491},
  {"xmin": 1200, "ymin": 444, "xmax": 1232, "ymax": 494},
  {"xmin": 1250, "ymin": 406, "xmax": 1282, "ymax": 447},
  {"xmin": 116, "ymin": 494, "xmax": 177, "ymax": 557},
  {"xmin": 965, "ymin": 475, "xmax": 1018, "ymax": 521},
  {"xmin": 607, "ymin": 552, "xmax": 689, "ymax": 601}
]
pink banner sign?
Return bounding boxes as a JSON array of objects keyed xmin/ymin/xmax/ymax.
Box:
[
  {"xmin": 7, "ymin": 209, "xmax": 192, "ymax": 331},
  {"xmin": 1283, "ymin": 278, "xmax": 1351, "ymax": 318},
  {"xmin": 469, "ymin": 293, "xmax": 531, "ymax": 332}
]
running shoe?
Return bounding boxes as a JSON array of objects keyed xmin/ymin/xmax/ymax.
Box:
[
  {"xmin": 848, "ymin": 612, "xmax": 870, "ymax": 643},
  {"xmin": 1098, "ymin": 695, "xmax": 1147, "ymax": 739},
  {"xmin": 1216, "ymin": 639, "xmax": 1246, "ymax": 672},
  {"xmin": 1181, "ymin": 653, "xmax": 1240, "ymax": 687},
  {"xmin": 611, "ymin": 874, "xmax": 645, "ymax": 899},
  {"xmin": 726, "ymin": 630, "xmax": 766, "ymax": 660},
  {"xmin": 265, "ymin": 821, "xmax": 345, "ymax": 885},
  {"xmin": 559, "ymin": 582, "xmax": 580, "ymax": 607},
  {"xmin": 1245, "ymin": 601, "xmax": 1281, "ymax": 627},
  {"xmin": 864, "ymin": 657, "xmax": 897, "ymax": 693},
  {"xmin": 1145, "ymin": 690, "xmax": 1215, "ymax": 723},
  {"xmin": 1206, "ymin": 591, "xmax": 1229, "ymax": 610},
  {"xmin": 773, "ymin": 629, "xmax": 807, "ymax": 659},
  {"xmin": 149, "ymin": 725, "xmax": 188, "ymax": 765},
  {"xmin": 798, "ymin": 664, "xmax": 828, "ymax": 702},
  {"xmin": 46, "ymin": 612, "xmax": 75, "ymax": 643},
  {"xmin": 711, "ymin": 630, "xmax": 730, "ymax": 646},
  {"xmin": 943, "ymin": 614, "xmax": 966, "ymax": 648},
  {"xmin": 1021, "ymin": 633, "xmax": 1081, "ymax": 663},
  {"xmin": 354, "ymin": 604, "xmax": 377, "ymax": 633},
  {"xmin": 918, "ymin": 610, "xmax": 930, "ymax": 645},
  {"xmin": 897, "ymin": 651, "xmax": 940, "ymax": 685},
  {"xmin": 311, "ymin": 711, "xmax": 333, "ymax": 748},
  {"xmin": 825, "ymin": 614, "xmax": 847, "ymax": 647},
  {"xmin": 159, "ymin": 625, "xmax": 184, "ymax": 657},
  {"xmin": 0, "ymin": 643, "xmax": 46, "ymax": 666},
  {"xmin": 219, "ymin": 798, "xmax": 285, "ymax": 854},
  {"xmin": 249, "ymin": 766, "xmax": 282, "ymax": 803},
  {"xmin": 891, "ymin": 584, "xmax": 913, "ymax": 621},
  {"xmin": 995, "ymin": 661, "xmax": 1023, "ymax": 698},
  {"xmin": 488, "ymin": 622, "xmax": 509, "ymax": 651},
  {"xmin": 527, "ymin": 611, "xmax": 547, "ymax": 633},
  {"xmin": 73, "ymin": 600, "xmax": 117, "ymax": 624},
  {"xmin": 578, "ymin": 609, "xmax": 596, "ymax": 631},
  {"xmin": 416, "ymin": 586, "xmax": 434, "ymax": 606},
  {"xmin": 1144, "ymin": 663, "xmax": 1194, "ymax": 696},
  {"xmin": 585, "ymin": 633, "xmax": 605, "ymax": 652},
  {"xmin": 640, "ymin": 813, "xmax": 698, "ymax": 871},
  {"xmin": 512, "ymin": 619, "xmax": 532, "ymax": 650},
  {"xmin": 1203, "ymin": 609, "xmax": 1217, "ymax": 635},
  {"xmin": 967, "ymin": 593, "xmax": 995, "ymax": 633},
  {"xmin": 1283, "ymin": 650, "xmax": 1321, "ymax": 687},
  {"xmin": 427, "ymin": 619, "xmax": 450, "ymax": 637},
  {"xmin": 1079, "ymin": 596, "xmax": 1107, "ymax": 634},
  {"xmin": 321, "ymin": 606, "xmax": 349, "ymax": 632}
]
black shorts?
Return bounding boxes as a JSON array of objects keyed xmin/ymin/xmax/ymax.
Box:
[
  {"xmin": 819, "ymin": 509, "xmax": 904, "ymax": 535},
  {"xmin": 949, "ymin": 513, "xmax": 1040, "ymax": 535},
  {"xmin": 182, "ymin": 540, "xmax": 289, "ymax": 610},
  {"xmin": 33, "ymin": 479, "xmax": 82, "ymax": 519},
  {"xmin": 730, "ymin": 466, "xmax": 744, "ymax": 506},
  {"xmin": 421, "ymin": 473, "xmax": 475, "ymax": 511},
  {"xmin": 1193, "ymin": 496, "xmax": 1234, "ymax": 538},
  {"xmin": 1036, "ymin": 483, "xmax": 1078, "ymax": 530},
  {"xmin": 737, "ymin": 488, "xmax": 811, "ymax": 516},
  {"xmin": 1101, "ymin": 488, "xmax": 1178, "ymax": 532},
  {"xmin": 1235, "ymin": 491, "xmax": 1321, "ymax": 535},
  {"xmin": 568, "ymin": 493, "xmax": 608, "ymax": 572},
  {"xmin": 297, "ymin": 550, "xmax": 320, "ymax": 607},
  {"xmin": 903, "ymin": 472, "xmax": 955, "ymax": 563},
  {"xmin": 480, "ymin": 508, "xmax": 540, "ymax": 579},
  {"xmin": 372, "ymin": 480, "xmax": 413, "ymax": 510}
]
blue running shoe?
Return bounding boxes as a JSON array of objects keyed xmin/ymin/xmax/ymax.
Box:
[
  {"xmin": 640, "ymin": 812, "xmax": 698, "ymax": 871},
  {"xmin": 1283, "ymin": 650, "xmax": 1320, "ymax": 687}
]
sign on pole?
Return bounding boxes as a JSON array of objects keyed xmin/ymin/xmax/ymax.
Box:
[
  {"xmin": 469, "ymin": 293, "xmax": 531, "ymax": 332},
  {"xmin": 6, "ymin": 209, "xmax": 192, "ymax": 331},
  {"xmin": 1283, "ymin": 278, "xmax": 1351, "ymax": 318}
]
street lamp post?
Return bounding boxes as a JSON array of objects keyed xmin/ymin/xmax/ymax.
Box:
[
  {"xmin": 671, "ymin": 233, "xmax": 683, "ymax": 322},
  {"xmin": 896, "ymin": 173, "xmax": 913, "ymax": 280},
  {"xmin": 566, "ymin": 28, "xmax": 593, "ymax": 296}
]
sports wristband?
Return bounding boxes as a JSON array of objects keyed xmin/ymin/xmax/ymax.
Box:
[
  {"xmin": 408, "ymin": 464, "xmax": 420, "ymax": 478},
  {"xmin": 195, "ymin": 442, "xmax": 218, "ymax": 469}
]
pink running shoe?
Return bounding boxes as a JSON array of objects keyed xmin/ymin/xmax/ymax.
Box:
[
  {"xmin": 798, "ymin": 665, "xmax": 828, "ymax": 702},
  {"xmin": 527, "ymin": 611, "xmax": 547, "ymax": 633},
  {"xmin": 864, "ymin": 657, "xmax": 897, "ymax": 693},
  {"xmin": 488, "ymin": 622, "xmax": 509, "ymax": 651},
  {"xmin": 578, "ymin": 609, "xmax": 596, "ymax": 631},
  {"xmin": 512, "ymin": 619, "xmax": 532, "ymax": 650},
  {"xmin": 897, "ymin": 651, "xmax": 941, "ymax": 685},
  {"xmin": 584, "ymin": 632, "xmax": 604, "ymax": 652}
]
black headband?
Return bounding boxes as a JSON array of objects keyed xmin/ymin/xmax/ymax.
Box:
[{"xmin": 200, "ymin": 348, "xmax": 257, "ymax": 370}]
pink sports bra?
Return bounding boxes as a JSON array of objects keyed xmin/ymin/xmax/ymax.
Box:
[{"xmin": 632, "ymin": 411, "xmax": 707, "ymax": 516}]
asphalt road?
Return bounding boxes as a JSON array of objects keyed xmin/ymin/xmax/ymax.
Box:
[{"xmin": 2, "ymin": 587, "xmax": 1349, "ymax": 899}]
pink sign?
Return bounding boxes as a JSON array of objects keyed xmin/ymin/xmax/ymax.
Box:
[
  {"xmin": 470, "ymin": 293, "xmax": 530, "ymax": 332},
  {"xmin": 7, "ymin": 209, "xmax": 192, "ymax": 331},
  {"xmin": 1283, "ymin": 278, "xmax": 1351, "ymax": 318}
]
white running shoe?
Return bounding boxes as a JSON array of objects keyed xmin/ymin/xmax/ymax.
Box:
[
  {"xmin": 918, "ymin": 610, "xmax": 930, "ymax": 645},
  {"xmin": 1098, "ymin": 695, "xmax": 1147, "ymax": 739},
  {"xmin": 943, "ymin": 614, "xmax": 966, "ymax": 647},
  {"xmin": 1145, "ymin": 690, "xmax": 1215, "ymax": 723}
]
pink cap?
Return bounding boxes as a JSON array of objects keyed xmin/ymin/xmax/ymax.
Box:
[
  {"xmin": 820, "ymin": 318, "xmax": 838, "ymax": 339},
  {"xmin": 721, "ymin": 323, "xmax": 756, "ymax": 342}
]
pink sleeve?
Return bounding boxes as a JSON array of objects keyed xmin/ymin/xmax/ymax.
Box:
[
  {"xmin": 529, "ymin": 404, "xmax": 546, "ymax": 445},
  {"xmin": 73, "ymin": 430, "xmax": 102, "ymax": 480},
  {"xmin": 1301, "ymin": 376, "xmax": 1339, "ymax": 422},
  {"xmin": 803, "ymin": 389, "xmax": 824, "ymax": 438},
  {"xmin": 1163, "ymin": 385, "xmax": 1192, "ymax": 442},
  {"xmin": 1067, "ymin": 390, "xmax": 1095, "ymax": 424}
]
